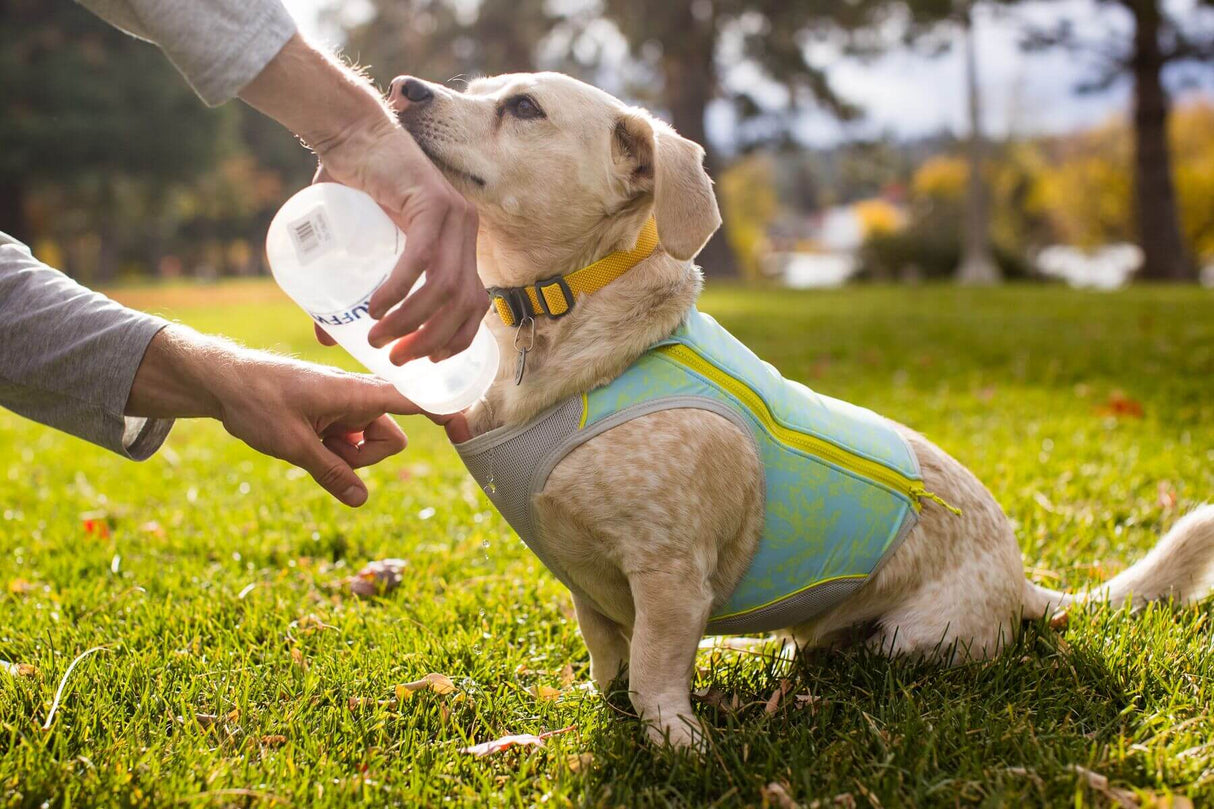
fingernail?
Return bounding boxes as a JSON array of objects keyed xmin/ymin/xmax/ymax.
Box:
[{"xmin": 342, "ymin": 485, "xmax": 367, "ymax": 507}]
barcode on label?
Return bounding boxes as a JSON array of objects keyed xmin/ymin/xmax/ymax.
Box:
[{"xmin": 288, "ymin": 207, "xmax": 333, "ymax": 265}]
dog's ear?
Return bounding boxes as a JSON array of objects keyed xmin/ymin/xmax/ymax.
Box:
[{"xmin": 612, "ymin": 112, "xmax": 721, "ymax": 261}]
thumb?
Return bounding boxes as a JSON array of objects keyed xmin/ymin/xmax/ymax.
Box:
[{"xmin": 296, "ymin": 439, "xmax": 368, "ymax": 507}]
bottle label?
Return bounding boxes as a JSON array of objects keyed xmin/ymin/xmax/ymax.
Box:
[
  {"xmin": 306, "ymin": 271, "xmax": 390, "ymax": 327},
  {"xmin": 288, "ymin": 206, "xmax": 334, "ymax": 265}
]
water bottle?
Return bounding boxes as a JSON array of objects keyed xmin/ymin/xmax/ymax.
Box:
[{"xmin": 265, "ymin": 183, "xmax": 499, "ymax": 415}]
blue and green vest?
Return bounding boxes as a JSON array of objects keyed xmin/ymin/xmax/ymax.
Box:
[{"xmin": 456, "ymin": 308, "xmax": 936, "ymax": 634}]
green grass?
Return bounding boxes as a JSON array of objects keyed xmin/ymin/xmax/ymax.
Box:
[{"xmin": 1, "ymin": 281, "xmax": 1212, "ymax": 807}]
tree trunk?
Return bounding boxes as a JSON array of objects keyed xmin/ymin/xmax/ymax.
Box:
[
  {"xmin": 1129, "ymin": 0, "xmax": 1193, "ymax": 281},
  {"xmin": 0, "ymin": 177, "xmax": 29, "ymax": 244},
  {"xmin": 660, "ymin": 18, "xmax": 737, "ymax": 278},
  {"xmin": 955, "ymin": 4, "xmax": 1000, "ymax": 285}
]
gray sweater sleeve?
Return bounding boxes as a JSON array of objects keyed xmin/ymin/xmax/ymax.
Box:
[
  {"xmin": 0, "ymin": 234, "xmax": 174, "ymax": 460},
  {"xmin": 74, "ymin": 0, "xmax": 298, "ymax": 106}
]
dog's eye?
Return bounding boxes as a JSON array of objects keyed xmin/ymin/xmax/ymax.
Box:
[{"xmin": 507, "ymin": 95, "xmax": 545, "ymax": 120}]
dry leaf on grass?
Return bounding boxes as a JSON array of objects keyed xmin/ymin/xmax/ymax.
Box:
[
  {"xmin": 530, "ymin": 684, "xmax": 562, "ymax": 701},
  {"xmin": 566, "ymin": 753, "xmax": 594, "ymax": 772},
  {"xmin": 1068, "ymin": 765, "xmax": 1139, "ymax": 808},
  {"xmin": 765, "ymin": 679, "xmax": 795, "ymax": 714},
  {"xmin": 7, "ymin": 578, "xmax": 37, "ymax": 596},
  {"xmin": 460, "ymin": 725, "xmax": 575, "ymax": 757},
  {"xmin": 345, "ymin": 559, "xmax": 407, "ymax": 598},
  {"xmin": 558, "ymin": 663, "xmax": 576, "ymax": 688},
  {"xmin": 396, "ymin": 672, "xmax": 457, "ymax": 700},
  {"xmin": 1097, "ymin": 391, "xmax": 1145, "ymax": 420},
  {"xmin": 291, "ymin": 614, "xmax": 335, "ymax": 634},
  {"xmin": 259, "ymin": 735, "xmax": 287, "ymax": 747},
  {"xmin": 761, "ymin": 781, "xmax": 801, "ymax": 809},
  {"xmin": 0, "ymin": 661, "xmax": 38, "ymax": 677}
]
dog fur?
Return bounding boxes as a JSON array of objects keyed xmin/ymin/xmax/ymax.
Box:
[{"xmin": 390, "ymin": 71, "xmax": 1214, "ymax": 747}]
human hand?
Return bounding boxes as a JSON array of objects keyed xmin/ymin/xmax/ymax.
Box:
[
  {"xmin": 314, "ymin": 118, "xmax": 487, "ymax": 364},
  {"xmin": 126, "ymin": 328, "xmax": 418, "ymax": 507},
  {"xmin": 238, "ymin": 35, "xmax": 487, "ymax": 365},
  {"xmin": 212, "ymin": 355, "xmax": 416, "ymax": 506}
]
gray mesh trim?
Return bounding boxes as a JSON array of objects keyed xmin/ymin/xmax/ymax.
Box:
[
  {"xmin": 705, "ymin": 507, "xmax": 920, "ymax": 635},
  {"xmin": 455, "ymin": 396, "xmax": 584, "ymax": 594}
]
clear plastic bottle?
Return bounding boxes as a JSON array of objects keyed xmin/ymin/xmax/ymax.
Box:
[{"xmin": 265, "ymin": 183, "xmax": 499, "ymax": 415}]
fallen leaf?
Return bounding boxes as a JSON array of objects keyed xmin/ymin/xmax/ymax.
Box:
[
  {"xmin": 566, "ymin": 752, "xmax": 594, "ymax": 772},
  {"xmin": 1157, "ymin": 482, "xmax": 1177, "ymax": 510},
  {"xmin": 761, "ymin": 781, "xmax": 801, "ymax": 809},
  {"xmin": 558, "ymin": 663, "xmax": 575, "ymax": 688},
  {"xmin": 7, "ymin": 578, "xmax": 37, "ymax": 596},
  {"xmin": 460, "ymin": 725, "xmax": 575, "ymax": 757},
  {"xmin": 0, "ymin": 661, "xmax": 37, "ymax": 677},
  {"xmin": 530, "ymin": 684, "xmax": 562, "ymax": 701},
  {"xmin": 260, "ymin": 735, "xmax": 287, "ymax": 747},
  {"xmin": 1097, "ymin": 391, "xmax": 1144, "ymax": 420},
  {"xmin": 1068, "ymin": 764, "xmax": 1138, "ymax": 808},
  {"xmin": 345, "ymin": 559, "xmax": 407, "ymax": 598},
  {"xmin": 396, "ymin": 672, "xmax": 457, "ymax": 700},
  {"xmin": 291, "ymin": 614, "xmax": 335, "ymax": 633},
  {"xmin": 765, "ymin": 679, "xmax": 795, "ymax": 714},
  {"xmin": 795, "ymin": 693, "xmax": 822, "ymax": 713},
  {"xmin": 290, "ymin": 648, "xmax": 307, "ymax": 671}
]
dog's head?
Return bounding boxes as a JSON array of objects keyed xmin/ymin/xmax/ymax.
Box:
[{"xmin": 389, "ymin": 72, "xmax": 720, "ymax": 285}]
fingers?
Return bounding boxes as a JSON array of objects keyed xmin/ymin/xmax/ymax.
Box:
[
  {"xmin": 295, "ymin": 438, "xmax": 368, "ymax": 508},
  {"xmin": 367, "ymin": 211, "xmax": 440, "ymax": 322},
  {"xmin": 322, "ymin": 415, "xmax": 408, "ymax": 469},
  {"xmin": 314, "ymin": 323, "xmax": 337, "ymax": 346}
]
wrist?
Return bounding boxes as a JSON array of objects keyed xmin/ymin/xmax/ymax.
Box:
[{"xmin": 239, "ymin": 34, "xmax": 395, "ymax": 155}]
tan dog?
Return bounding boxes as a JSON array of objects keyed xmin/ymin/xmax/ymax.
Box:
[{"xmin": 389, "ymin": 71, "xmax": 1214, "ymax": 747}]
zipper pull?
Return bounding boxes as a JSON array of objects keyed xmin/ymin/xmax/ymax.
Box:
[{"xmin": 911, "ymin": 486, "xmax": 963, "ymax": 517}]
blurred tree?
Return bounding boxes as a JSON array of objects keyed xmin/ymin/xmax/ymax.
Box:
[
  {"xmin": 0, "ymin": 0, "xmax": 235, "ymax": 261},
  {"xmin": 1030, "ymin": 102, "xmax": 1214, "ymax": 263},
  {"xmin": 1022, "ymin": 0, "xmax": 1214, "ymax": 280},
  {"xmin": 340, "ymin": 0, "xmax": 555, "ymax": 86},
  {"xmin": 718, "ymin": 153, "xmax": 778, "ymax": 278}
]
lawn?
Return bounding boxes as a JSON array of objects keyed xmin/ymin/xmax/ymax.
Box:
[{"xmin": 1, "ymin": 281, "xmax": 1212, "ymax": 808}]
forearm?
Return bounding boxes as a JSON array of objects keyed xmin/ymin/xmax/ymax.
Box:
[
  {"xmin": 238, "ymin": 33, "xmax": 395, "ymax": 153},
  {"xmin": 124, "ymin": 326, "xmax": 228, "ymax": 421}
]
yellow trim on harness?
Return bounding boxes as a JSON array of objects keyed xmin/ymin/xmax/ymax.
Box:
[
  {"xmin": 492, "ymin": 218, "xmax": 660, "ymax": 327},
  {"xmin": 655, "ymin": 343, "xmax": 962, "ymax": 516},
  {"xmin": 710, "ymin": 573, "xmax": 869, "ymax": 622}
]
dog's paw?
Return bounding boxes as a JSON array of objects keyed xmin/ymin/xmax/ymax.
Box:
[{"xmin": 645, "ymin": 714, "xmax": 707, "ymax": 752}]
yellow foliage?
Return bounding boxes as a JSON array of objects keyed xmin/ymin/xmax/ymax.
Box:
[
  {"xmin": 719, "ymin": 154, "xmax": 779, "ymax": 279},
  {"xmin": 912, "ymin": 156, "xmax": 967, "ymax": 201},
  {"xmin": 854, "ymin": 199, "xmax": 904, "ymax": 237}
]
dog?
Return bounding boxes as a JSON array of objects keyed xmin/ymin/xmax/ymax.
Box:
[{"xmin": 388, "ymin": 71, "xmax": 1214, "ymax": 747}]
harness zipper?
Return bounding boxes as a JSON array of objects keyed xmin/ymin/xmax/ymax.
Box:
[{"xmin": 656, "ymin": 344, "xmax": 960, "ymax": 515}]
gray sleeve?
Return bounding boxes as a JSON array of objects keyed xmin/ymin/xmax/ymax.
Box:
[
  {"xmin": 74, "ymin": 0, "xmax": 298, "ymax": 106},
  {"xmin": 0, "ymin": 234, "xmax": 174, "ymax": 460}
]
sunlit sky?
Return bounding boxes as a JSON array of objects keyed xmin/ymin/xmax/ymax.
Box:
[{"xmin": 281, "ymin": 0, "xmax": 1211, "ymax": 148}]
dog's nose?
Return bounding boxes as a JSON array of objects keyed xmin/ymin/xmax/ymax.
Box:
[{"xmin": 391, "ymin": 76, "xmax": 434, "ymax": 105}]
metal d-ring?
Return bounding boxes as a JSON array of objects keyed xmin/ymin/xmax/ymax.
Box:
[{"xmin": 513, "ymin": 315, "xmax": 535, "ymax": 385}]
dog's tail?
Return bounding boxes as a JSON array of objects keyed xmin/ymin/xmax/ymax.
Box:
[{"xmin": 1021, "ymin": 504, "xmax": 1214, "ymax": 619}]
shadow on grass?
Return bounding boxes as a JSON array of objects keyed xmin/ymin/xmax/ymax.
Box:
[{"xmin": 571, "ymin": 610, "xmax": 1208, "ymax": 807}]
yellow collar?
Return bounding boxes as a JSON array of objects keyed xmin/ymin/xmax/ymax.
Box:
[{"xmin": 488, "ymin": 218, "xmax": 659, "ymax": 327}]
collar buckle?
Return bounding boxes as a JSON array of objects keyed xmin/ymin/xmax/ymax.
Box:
[
  {"xmin": 491, "ymin": 286, "xmax": 534, "ymax": 326},
  {"xmin": 534, "ymin": 276, "xmax": 575, "ymax": 319}
]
